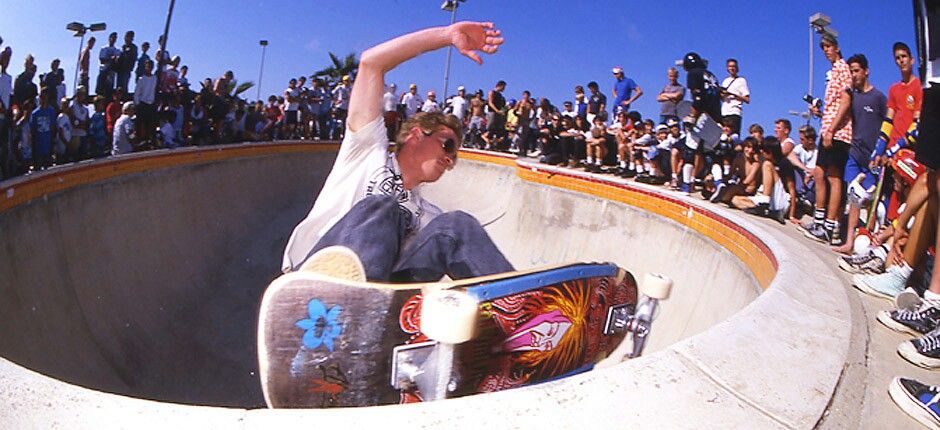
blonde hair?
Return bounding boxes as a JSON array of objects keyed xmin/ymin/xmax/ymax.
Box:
[{"xmin": 394, "ymin": 112, "xmax": 463, "ymax": 153}]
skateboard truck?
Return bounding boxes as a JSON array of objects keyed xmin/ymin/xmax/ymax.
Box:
[
  {"xmin": 603, "ymin": 273, "xmax": 672, "ymax": 359},
  {"xmin": 390, "ymin": 289, "xmax": 478, "ymax": 401}
]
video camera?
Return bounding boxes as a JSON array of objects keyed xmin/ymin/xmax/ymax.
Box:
[{"xmin": 802, "ymin": 94, "xmax": 822, "ymax": 110}]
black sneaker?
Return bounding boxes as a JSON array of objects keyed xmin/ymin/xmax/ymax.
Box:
[
  {"xmin": 837, "ymin": 253, "xmax": 885, "ymax": 274},
  {"xmin": 898, "ymin": 328, "xmax": 940, "ymax": 369},
  {"xmin": 877, "ymin": 304, "xmax": 940, "ymax": 336},
  {"xmin": 802, "ymin": 224, "xmax": 832, "ymax": 244},
  {"xmin": 743, "ymin": 203, "xmax": 770, "ymax": 217},
  {"xmin": 621, "ymin": 169, "xmax": 636, "ymax": 178},
  {"xmin": 888, "ymin": 377, "xmax": 940, "ymax": 430}
]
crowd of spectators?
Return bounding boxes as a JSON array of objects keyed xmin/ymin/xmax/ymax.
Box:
[
  {"xmin": 0, "ymin": 31, "xmax": 360, "ymax": 180},
  {"xmin": 0, "ymin": 22, "xmax": 938, "ymax": 426}
]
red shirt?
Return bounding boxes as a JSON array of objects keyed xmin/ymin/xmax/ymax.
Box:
[
  {"xmin": 106, "ymin": 101, "xmax": 123, "ymax": 133},
  {"xmin": 887, "ymin": 77, "xmax": 922, "ymax": 142}
]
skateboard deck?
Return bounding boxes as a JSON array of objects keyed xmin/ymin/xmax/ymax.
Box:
[
  {"xmin": 691, "ymin": 114, "xmax": 722, "ymax": 150},
  {"xmin": 258, "ymin": 263, "xmax": 638, "ymax": 408}
]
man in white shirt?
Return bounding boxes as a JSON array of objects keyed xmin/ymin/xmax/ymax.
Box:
[
  {"xmin": 382, "ymin": 83, "xmax": 398, "ymax": 140},
  {"xmin": 421, "ymin": 90, "xmax": 441, "ymax": 113},
  {"xmin": 449, "ymin": 86, "xmax": 469, "ymax": 122},
  {"xmin": 112, "ymin": 102, "xmax": 136, "ymax": 155},
  {"xmin": 284, "ymin": 78, "xmax": 301, "ymax": 139},
  {"xmin": 400, "ymin": 83, "xmax": 422, "ymax": 119},
  {"xmin": 70, "ymin": 87, "xmax": 89, "ymax": 158},
  {"xmin": 720, "ymin": 58, "xmax": 750, "ymax": 136},
  {"xmin": 282, "ymin": 21, "xmax": 510, "ymax": 282},
  {"xmin": 133, "ymin": 60, "xmax": 157, "ymax": 143}
]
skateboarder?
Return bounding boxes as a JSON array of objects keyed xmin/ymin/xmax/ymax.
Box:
[{"xmin": 281, "ymin": 21, "xmax": 510, "ymax": 283}]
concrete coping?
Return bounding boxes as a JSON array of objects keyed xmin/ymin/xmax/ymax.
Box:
[{"xmin": 0, "ymin": 144, "xmax": 854, "ymax": 429}]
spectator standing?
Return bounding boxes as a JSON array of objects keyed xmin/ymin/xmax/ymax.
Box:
[
  {"xmin": 421, "ymin": 91, "xmax": 441, "ymax": 113},
  {"xmin": 382, "ymin": 83, "xmax": 398, "ymax": 140},
  {"xmin": 135, "ymin": 42, "xmax": 150, "ymax": 81},
  {"xmin": 720, "ymin": 58, "xmax": 750, "ymax": 136},
  {"xmin": 833, "ymin": 54, "xmax": 886, "ymax": 252},
  {"xmin": 42, "ymin": 59, "xmax": 62, "ymax": 108},
  {"xmin": 401, "ymin": 83, "xmax": 422, "ymax": 119},
  {"xmin": 801, "ymin": 33, "xmax": 853, "ymax": 244},
  {"xmin": 134, "ymin": 60, "xmax": 157, "ymax": 143},
  {"xmin": 486, "ymin": 80, "xmax": 507, "ymax": 145},
  {"xmin": 78, "ymin": 37, "xmax": 95, "ymax": 91},
  {"xmin": 775, "ymin": 119, "xmax": 795, "ymax": 155},
  {"xmin": 0, "ymin": 46, "xmax": 11, "ymax": 110},
  {"xmin": 586, "ymin": 81, "xmax": 606, "ymax": 123},
  {"xmin": 118, "ymin": 31, "xmax": 138, "ymax": 93},
  {"xmin": 657, "ymin": 67, "xmax": 685, "ymax": 124},
  {"xmin": 111, "ymin": 102, "xmax": 135, "ymax": 155},
  {"xmin": 88, "ymin": 97, "xmax": 108, "ymax": 157},
  {"xmin": 55, "ymin": 97, "xmax": 73, "ymax": 162},
  {"xmin": 70, "ymin": 87, "xmax": 89, "ymax": 158},
  {"xmin": 332, "ymin": 75, "xmax": 352, "ymax": 137},
  {"xmin": 876, "ymin": 42, "xmax": 922, "ymax": 161},
  {"xmin": 105, "ymin": 88, "xmax": 124, "ymax": 139},
  {"xmin": 12, "ymin": 56, "xmax": 37, "ymax": 113},
  {"xmin": 560, "ymin": 101, "xmax": 577, "ymax": 119},
  {"xmin": 310, "ymin": 78, "xmax": 329, "ymax": 139},
  {"xmin": 97, "ymin": 32, "xmax": 120, "ymax": 100},
  {"xmin": 574, "ymin": 85, "xmax": 587, "ymax": 119},
  {"xmin": 29, "ymin": 89, "xmax": 56, "ymax": 169},
  {"xmin": 450, "ymin": 86, "xmax": 468, "ymax": 122},
  {"xmin": 284, "ymin": 78, "xmax": 300, "ymax": 139},
  {"xmin": 178, "ymin": 64, "xmax": 189, "ymax": 88},
  {"xmin": 611, "ymin": 66, "xmax": 642, "ymax": 114}
]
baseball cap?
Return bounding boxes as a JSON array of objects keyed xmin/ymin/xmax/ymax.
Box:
[
  {"xmin": 122, "ymin": 101, "xmax": 135, "ymax": 111},
  {"xmin": 611, "ymin": 66, "xmax": 624, "ymax": 74},
  {"xmin": 457, "ymin": 85, "xmax": 465, "ymax": 91},
  {"xmin": 655, "ymin": 124, "xmax": 668, "ymax": 132},
  {"xmin": 666, "ymin": 118, "xmax": 679, "ymax": 127}
]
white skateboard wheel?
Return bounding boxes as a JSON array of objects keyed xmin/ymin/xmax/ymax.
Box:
[
  {"xmin": 641, "ymin": 273, "xmax": 672, "ymax": 300},
  {"xmin": 420, "ymin": 290, "xmax": 478, "ymax": 344}
]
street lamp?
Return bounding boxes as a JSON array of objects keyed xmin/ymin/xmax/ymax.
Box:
[
  {"xmin": 440, "ymin": 0, "xmax": 466, "ymax": 100},
  {"xmin": 258, "ymin": 40, "xmax": 269, "ymax": 101},
  {"xmin": 66, "ymin": 21, "xmax": 106, "ymax": 92}
]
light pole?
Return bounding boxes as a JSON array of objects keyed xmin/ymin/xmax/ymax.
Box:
[
  {"xmin": 66, "ymin": 21, "xmax": 106, "ymax": 92},
  {"xmin": 258, "ymin": 40, "xmax": 268, "ymax": 101},
  {"xmin": 808, "ymin": 13, "xmax": 836, "ymax": 98},
  {"xmin": 440, "ymin": 0, "xmax": 465, "ymax": 100}
]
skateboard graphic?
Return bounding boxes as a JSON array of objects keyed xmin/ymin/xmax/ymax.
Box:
[{"xmin": 257, "ymin": 263, "xmax": 671, "ymax": 408}]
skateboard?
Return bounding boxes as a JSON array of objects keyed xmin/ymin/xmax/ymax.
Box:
[
  {"xmin": 257, "ymin": 263, "xmax": 671, "ymax": 408},
  {"xmin": 690, "ymin": 114, "xmax": 723, "ymax": 151}
]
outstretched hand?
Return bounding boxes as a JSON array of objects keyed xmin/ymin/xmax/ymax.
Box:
[{"xmin": 448, "ymin": 21, "xmax": 504, "ymax": 65}]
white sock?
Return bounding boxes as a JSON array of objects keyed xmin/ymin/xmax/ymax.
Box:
[
  {"xmin": 711, "ymin": 164, "xmax": 723, "ymax": 181},
  {"xmin": 870, "ymin": 244, "xmax": 888, "ymax": 260},
  {"xmin": 682, "ymin": 164, "xmax": 693, "ymax": 183},
  {"xmin": 636, "ymin": 164, "xmax": 644, "ymax": 173},
  {"xmin": 620, "ymin": 160, "xmax": 627, "ymax": 168},
  {"xmin": 724, "ymin": 164, "xmax": 731, "ymax": 176},
  {"xmin": 587, "ymin": 156, "xmax": 594, "ymax": 164},
  {"xmin": 924, "ymin": 290, "xmax": 940, "ymax": 302},
  {"xmin": 895, "ymin": 261, "xmax": 913, "ymax": 278}
]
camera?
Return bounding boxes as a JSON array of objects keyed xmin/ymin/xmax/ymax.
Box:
[{"xmin": 802, "ymin": 93, "xmax": 822, "ymax": 109}]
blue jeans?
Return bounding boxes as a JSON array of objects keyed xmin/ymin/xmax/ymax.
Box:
[{"xmin": 306, "ymin": 194, "xmax": 514, "ymax": 282}]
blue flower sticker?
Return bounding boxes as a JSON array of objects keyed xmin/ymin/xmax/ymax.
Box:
[{"xmin": 295, "ymin": 299, "xmax": 343, "ymax": 352}]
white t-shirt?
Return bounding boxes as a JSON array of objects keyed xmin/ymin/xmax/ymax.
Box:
[
  {"xmin": 401, "ymin": 92, "xmax": 422, "ymax": 117},
  {"xmin": 421, "ymin": 99, "xmax": 441, "ymax": 113},
  {"xmin": 383, "ymin": 91, "xmax": 397, "ymax": 112},
  {"xmin": 792, "ymin": 145, "xmax": 818, "ymax": 170},
  {"xmin": 332, "ymin": 84, "xmax": 351, "ymax": 110},
  {"xmin": 70, "ymin": 101, "xmax": 89, "ymax": 137},
  {"xmin": 721, "ymin": 76, "xmax": 749, "ymax": 116},
  {"xmin": 57, "ymin": 113, "xmax": 72, "ymax": 142},
  {"xmin": 281, "ymin": 116, "xmax": 442, "ymax": 272},
  {"xmin": 450, "ymin": 96, "xmax": 468, "ymax": 120},
  {"xmin": 112, "ymin": 115, "xmax": 135, "ymax": 155},
  {"xmin": 134, "ymin": 75, "xmax": 157, "ymax": 105},
  {"xmin": 286, "ymin": 87, "xmax": 300, "ymax": 111}
]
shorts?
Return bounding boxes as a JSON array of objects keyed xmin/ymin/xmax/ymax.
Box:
[
  {"xmin": 915, "ymin": 84, "xmax": 940, "ymax": 170},
  {"xmin": 843, "ymin": 156, "xmax": 877, "ymax": 189},
  {"xmin": 816, "ymin": 138, "xmax": 850, "ymax": 172},
  {"xmin": 486, "ymin": 112, "xmax": 505, "ymax": 133},
  {"xmin": 285, "ymin": 110, "xmax": 298, "ymax": 125}
]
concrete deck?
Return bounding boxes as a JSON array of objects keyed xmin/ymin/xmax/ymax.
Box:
[{"xmin": 0, "ymin": 143, "xmax": 924, "ymax": 428}]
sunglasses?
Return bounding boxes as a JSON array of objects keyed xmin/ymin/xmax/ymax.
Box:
[{"xmin": 421, "ymin": 129, "xmax": 459, "ymax": 162}]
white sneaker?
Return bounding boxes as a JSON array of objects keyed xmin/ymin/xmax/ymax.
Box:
[
  {"xmin": 853, "ymin": 263, "xmax": 911, "ymax": 302},
  {"xmin": 299, "ymin": 246, "xmax": 367, "ymax": 282}
]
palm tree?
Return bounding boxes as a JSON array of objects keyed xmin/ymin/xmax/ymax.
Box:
[{"xmin": 312, "ymin": 52, "xmax": 359, "ymax": 87}]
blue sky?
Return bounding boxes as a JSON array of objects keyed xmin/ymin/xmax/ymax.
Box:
[{"xmin": 0, "ymin": 1, "xmax": 917, "ymax": 129}]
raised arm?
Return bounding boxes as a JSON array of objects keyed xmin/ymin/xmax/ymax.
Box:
[{"xmin": 347, "ymin": 22, "xmax": 503, "ymax": 131}]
